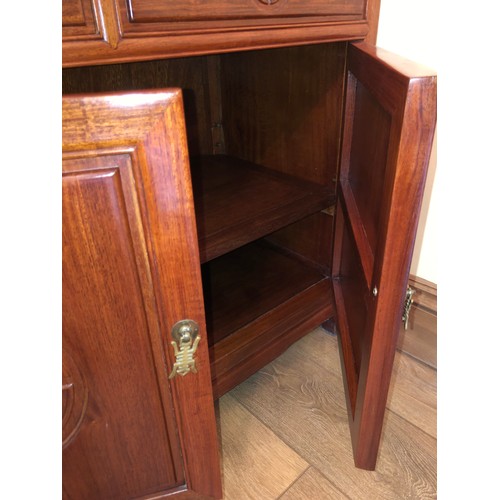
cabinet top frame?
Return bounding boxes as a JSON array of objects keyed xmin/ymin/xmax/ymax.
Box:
[{"xmin": 62, "ymin": 0, "xmax": 381, "ymax": 67}]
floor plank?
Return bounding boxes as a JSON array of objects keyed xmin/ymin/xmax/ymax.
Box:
[
  {"xmin": 228, "ymin": 328, "xmax": 437, "ymax": 499},
  {"xmin": 217, "ymin": 393, "xmax": 309, "ymax": 500},
  {"xmin": 279, "ymin": 467, "xmax": 349, "ymax": 500},
  {"xmin": 387, "ymin": 347, "xmax": 436, "ymax": 438}
]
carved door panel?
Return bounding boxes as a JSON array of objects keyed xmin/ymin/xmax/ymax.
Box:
[
  {"xmin": 333, "ymin": 42, "xmax": 436, "ymax": 470},
  {"xmin": 62, "ymin": 90, "xmax": 222, "ymax": 499}
]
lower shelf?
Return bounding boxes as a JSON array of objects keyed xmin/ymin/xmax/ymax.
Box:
[{"xmin": 202, "ymin": 241, "xmax": 336, "ymax": 398}]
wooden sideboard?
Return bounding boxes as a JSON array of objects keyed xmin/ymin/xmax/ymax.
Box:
[{"xmin": 62, "ymin": 2, "xmax": 436, "ymax": 498}]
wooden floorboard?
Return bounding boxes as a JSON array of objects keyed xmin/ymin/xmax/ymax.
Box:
[
  {"xmin": 217, "ymin": 327, "xmax": 437, "ymax": 499},
  {"xmin": 279, "ymin": 467, "xmax": 349, "ymax": 499},
  {"xmin": 217, "ymin": 393, "xmax": 308, "ymax": 500}
]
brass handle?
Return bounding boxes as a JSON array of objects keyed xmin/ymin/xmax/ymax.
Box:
[{"xmin": 168, "ymin": 320, "xmax": 201, "ymax": 379}]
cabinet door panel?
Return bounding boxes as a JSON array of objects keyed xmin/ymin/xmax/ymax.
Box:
[
  {"xmin": 333, "ymin": 42, "xmax": 436, "ymax": 470},
  {"xmin": 62, "ymin": 91, "xmax": 221, "ymax": 499}
]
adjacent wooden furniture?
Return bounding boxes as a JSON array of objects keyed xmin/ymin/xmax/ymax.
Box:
[{"xmin": 62, "ymin": 2, "xmax": 436, "ymax": 498}]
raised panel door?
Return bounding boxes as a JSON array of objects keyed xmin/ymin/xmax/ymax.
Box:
[
  {"xmin": 62, "ymin": 90, "xmax": 222, "ymax": 499},
  {"xmin": 333, "ymin": 42, "xmax": 437, "ymax": 470}
]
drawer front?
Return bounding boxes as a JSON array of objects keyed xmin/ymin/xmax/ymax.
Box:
[
  {"xmin": 63, "ymin": 0, "xmax": 370, "ymax": 66},
  {"xmin": 127, "ymin": 0, "xmax": 365, "ymax": 23},
  {"xmin": 63, "ymin": 0, "xmax": 99, "ymax": 37}
]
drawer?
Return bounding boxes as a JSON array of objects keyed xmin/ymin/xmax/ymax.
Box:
[
  {"xmin": 124, "ymin": 0, "xmax": 366, "ymax": 27},
  {"xmin": 63, "ymin": 0, "xmax": 369, "ymax": 66},
  {"xmin": 62, "ymin": 0, "xmax": 99, "ymax": 37}
]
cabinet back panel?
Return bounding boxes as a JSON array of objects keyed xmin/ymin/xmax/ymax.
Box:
[
  {"xmin": 62, "ymin": 57, "xmax": 215, "ymax": 156},
  {"xmin": 264, "ymin": 212, "xmax": 334, "ymax": 274},
  {"xmin": 220, "ymin": 43, "xmax": 347, "ymax": 186}
]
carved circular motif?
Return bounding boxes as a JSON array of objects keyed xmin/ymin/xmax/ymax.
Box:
[{"xmin": 62, "ymin": 350, "xmax": 88, "ymax": 449}]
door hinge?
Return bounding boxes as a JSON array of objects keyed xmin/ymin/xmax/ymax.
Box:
[{"xmin": 402, "ymin": 286, "xmax": 415, "ymax": 330}]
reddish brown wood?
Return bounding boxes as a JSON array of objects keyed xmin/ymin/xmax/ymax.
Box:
[
  {"xmin": 62, "ymin": 0, "xmax": 99, "ymax": 36},
  {"xmin": 264, "ymin": 212, "xmax": 335, "ymax": 275},
  {"xmin": 62, "ymin": 91, "xmax": 222, "ymax": 499},
  {"xmin": 332, "ymin": 42, "xmax": 437, "ymax": 470},
  {"xmin": 61, "ymin": 0, "xmax": 436, "ymax": 477},
  {"xmin": 210, "ymin": 278, "xmax": 334, "ymax": 399},
  {"xmin": 126, "ymin": 0, "xmax": 364, "ymax": 23},
  {"xmin": 202, "ymin": 241, "xmax": 328, "ymax": 345},
  {"xmin": 220, "ymin": 43, "xmax": 347, "ymax": 186},
  {"xmin": 364, "ymin": 0, "xmax": 381, "ymax": 45},
  {"xmin": 205, "ymin": 55, "xmax": 226, "ymax": 155},
  {"xmin": 191, "ymin": 155, "xmax": 335, "ymax": 263},
  {"xmin": 63, "ymin": 0, "xmax": 120, "ymax": 47},
  {"xmin": 199, "ymin": 241, "xmax": 333, "ymax": 399},
  {"xmin": 63, "ymin": 17, "xmax": 368, "ymax": 67},
  {"xmin": 62, "ymin": 57, "xmax": 215, "ymax": 156}
]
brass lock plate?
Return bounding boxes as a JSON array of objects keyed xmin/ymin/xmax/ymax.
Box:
[{"xmin": 169, "ymin": 319, "xmax": 201, "ymax": 379}]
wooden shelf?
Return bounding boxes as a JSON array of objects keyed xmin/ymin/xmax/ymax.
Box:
[
  {"xmin": 191, "ymin": 155, "xmax": 335, "ymax": 263},
  {"xmin": 201, "ymin": 241, "xmax": 335, "ymax": 398}
]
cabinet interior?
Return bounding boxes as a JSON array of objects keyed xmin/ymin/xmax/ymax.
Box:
[{"xmin": 62, "ymin": 42, "xmax": 348, "ymax": 396}]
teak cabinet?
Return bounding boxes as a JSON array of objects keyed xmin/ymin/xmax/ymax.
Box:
[{"xmin": 62, "ymin": 2, "xmax": 436, "ymax": 498}]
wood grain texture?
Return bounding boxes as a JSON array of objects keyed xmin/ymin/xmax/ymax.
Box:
[
  {"xmin": 126, "ymin": 0, "xmax": 365, "ymax": 23},
  {"xmin": 280, "ymin": 467, "xmax": 349, "ymax": 500},
  {"xmin": 386, "ymin": 350, "xmax": 436, "ymax": 438},
  {"xmin": 202, "ymin": 242, "xmax": 328, "ymax": 345},
  {"xmin": 191, "ymin": 155, "xmax": 335, "ymax": 263},
  {"xmin": 217, "ymin": 394, "xmax": 308, "ymax": 500},
  {"xmin": 62, "ymin": 57, "xmax": 214, "ymax": 156},
  {"xmin": 63, "ymin": 155, "xmax": 184, "ymax": 498},
  {"xmin": 62, "ymin": 0, "xmax": 372, "ymax": 67},
  {"xmin": 210, "ymin": 277, "xmax": 334, "ymax": 400},
  {"xmin": 221, "ymin": 43, "xmax": 346, "ymax": 186},
  {"xmin": 215, "ymin": 43, "xmax": 345, "ymax": 283},
  {"xmin": 364, "ymin": 0, "xmax": 381, "ymax": 45},
  {"xmin": 264, "ymin": 211, "xmax": 335, "ymax": 275},
  {"xmin": 63, "ymin": 0, "xmax": 99, "ymax": 36},
  {"xmin": 63, "ymin": 91, "xmax": 222, "ymax": 499},
  {"xmin": 333, "ymin": 41, "xmax": 437, "ymax": 470},
  {"xmin": 229, "ymin": 328, "xmax": 436, "ymax": 499},
  {"xmin": 200, "ymin": 240, "xmax": 334, "ymax": 400}
]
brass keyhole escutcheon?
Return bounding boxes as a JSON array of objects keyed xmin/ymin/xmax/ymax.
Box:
[{"xmin": 169, "ymin": 320, "xmax": 201, "ymax": 379}]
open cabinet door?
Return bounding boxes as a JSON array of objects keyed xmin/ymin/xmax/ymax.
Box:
[
  {"xmin": 62, "ymin": 90, "xmax": 222, "ymax": 499},
  {"xmin": 333, "ymin": 42, "xmax": 436, "ymax": 470}
]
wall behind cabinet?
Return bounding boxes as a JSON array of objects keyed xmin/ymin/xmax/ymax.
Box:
[{"xmin": 377, "ymin": 0, "xmax": 438, "ymax": 285}]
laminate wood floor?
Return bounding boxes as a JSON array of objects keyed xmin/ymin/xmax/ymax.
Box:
[{"xmin": 216, "ymin": 327, "xmax": 436, "ymax": 499}]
